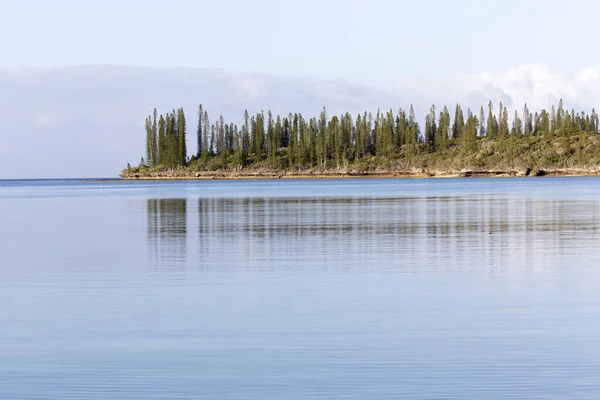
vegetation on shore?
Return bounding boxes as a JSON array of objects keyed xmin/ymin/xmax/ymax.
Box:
[{"xmin": 122, "ymin": 100, "xmax": 600, "ymax": 179}]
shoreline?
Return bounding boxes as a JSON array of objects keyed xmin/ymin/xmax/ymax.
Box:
[{"xmin": 119, "ymin": 168, "xmax": 600, "ymax": 181}]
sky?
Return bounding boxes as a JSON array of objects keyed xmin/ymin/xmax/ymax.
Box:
[
  {"xmin": 2, "ymin": 0, "xmax": 600, "ymax": 178},
  {"xmin": 2, "ymin": 0, "xmax": 600, "ymax": 87}
]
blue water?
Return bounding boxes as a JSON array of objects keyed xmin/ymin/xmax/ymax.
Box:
[{"xmin": 1, "ymin": 177, "xmax": 600, "ymax": 399}]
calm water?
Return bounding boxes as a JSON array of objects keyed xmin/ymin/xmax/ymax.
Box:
[{"xmin": 1, "ymin": 177, "xmax": 600, "ymax": 399}]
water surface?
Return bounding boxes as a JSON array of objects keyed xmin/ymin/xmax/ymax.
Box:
[{"xmin": 1, "ymin": 177, "xmax": 600, "ymax": 399}]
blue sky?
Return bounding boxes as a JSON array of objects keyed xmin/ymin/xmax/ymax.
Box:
[{"xmin": 1, "ymin": 0, "xmax": 598, "ymax": 86}]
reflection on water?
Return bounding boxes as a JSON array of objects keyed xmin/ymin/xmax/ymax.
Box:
[
  {"xmin": 147, "ymin": 198, "xmax": 187, "ymax": 269},
  {"xmin": 147, "ymin": 196, "xmax": 600, "ymax": 274},
  {"xmin": 191, "ymin": 195, "xmax": 600, "ymax": 235}
]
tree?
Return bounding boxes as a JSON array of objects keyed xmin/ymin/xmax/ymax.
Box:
[
  {"xmin": 241, "ymin": 110, "xmax": 250, "ymax": 160},
  {"xmin": 368, "ymin": 113, "xmax": 375, "ymax": 157},
  {"xmin": 395, "ymin": 109, "xmax": 406, "ymax": 151},
  {"xmin": 196, "ymin": 105, "xmax": 203, "ymax": 158},
  {"xmin": 164, "ymin": 113, "xmax": 173, "ymax": 167},
  {"xmin": 218, "ymin": 116, "xmax": 226, "ymax": 159},
  {"xmin": 171, "ymin": 110, "xmax": 179, "ymax": 166},
  {"xmin": 254, "ymin": 112, "xmax": 265, "ymax": 159},
  {"xmin": 533, "ymin": 112, "xmax": 540, "ymax": 135},
  {"xmin": 233, "ymin": 124, "xmax": 242, "ymax": 168},
  {"xmin": 287, "ymin": 114, "xmax": 297, "ymax": 166},
  {"xmin": 356, "ymin": 113, "xmax": 364, "ymax": 159},
  {"xmin": 158, "ymin": 115, "xmax": 166, "ymax": 164},
  {"xmin": 329, "ymin": 115, "xmax": 340, "ymax": 168},
  {"xmin": 487, "ymin": 101, "xmax": 496, "ymax": 138},
  {"xmin": 585, "ymin": 114, "xmax": 591, "ymax": 132},
  {"xmin": 539, "ymin": 110, "xmax": 550, "ymax": 137},
  {"xmin": 576, "ymin": 111, "xmax": 583, "ymax": 132},
  {"xmin": 223, "ymin": 123, "xmax": 231, "ymax": 158},
  {"xmin": 550, "ymin": 105, "xmax": 556, "ymax": 135},
  {"xmin": 523, "ymin": 103, "xmax": 531, "ymax": 135},
  {"xmin": 296, "ymin": 113, "xmax": 307, "ymax": 166},
  {"xmin": 341, "ymin": 112, "xmax": 354, "ymax": 163},
  {"xmin": 178, "ymin": 108, "xmax": 187, "ymax": 165},
  {"xmin": 151, "ymin": 109, "xmax": 158, "ymax": 166},
  {"xmin": 406, "ymin": 105, "xmax": 419, "ymax": 155},
  {"xmin": 493, "ymin": 115, "xmax": 499, "ymax": 138},
  {"xmin": 590, "ymin": 108, "xmax": 600, "ymax": 133},
  {"xmin": 202, "ymin": 111, "xmax": 210, "ymax": 159},
  {"xmin": 275, "ymin": 115, "xmax": 283, "ymax": 151},
  {"xmin": 295, "ymin": 114, "xmax": 304, "ymax": 165},
  {"xmin": 565, "ymin": 111, "xmax": 572, "ymax": 134},
  {"xmin": 309, "ymin": 117, "xmax": 318, "ymax": 164},
  {"xmin": 479, "ymin": 106, "xmax": 486, "ymax": 137},
  {"xmin": 452, "ymin": 104, "xmax": 464, "ymax": 139},
  {"xmin": 163, "ymin": 110, "xmax": 178, "ymax": 167},
  {"xmin": 497, "ymin": 102, "xmax": 509, "ymax": 138},
  {"xmin": 145, "ymin": 116, "xmax": 152, "ymax": 167},
  {"xmin": 557, "ymin": 99, "xmax": 565, "ymax": 135},
  {"xmin": 436, "ymin": 108, "xmax": 449, "ymax": 150},
  {"xmin": 209, "ymin": 124, "xmax": 216, "ymax": 158},
  {"xmin": 462, "ymin": 109, "xmax": 477, "ymax": 154},
  {"xmin": 318, "ymin": 107, "xmax": 327, "ymax": 167},
  {"xmin": 373, "ymin": 110, "xmax": 382, "ymax": 156},
  {"xmin": 426, "ymin": 105, "xmax": 437, "ymax": 152},
  {"xmin": 512, "ymin": 110, "xmax": 522, "ymax": 136},
  {"xmin": 500, "ymin": 106, "xmax": 509, "ymax": 138},
  {"xmin": 267, "ymin": 111, "xmax": 275, "ymax": 165}
]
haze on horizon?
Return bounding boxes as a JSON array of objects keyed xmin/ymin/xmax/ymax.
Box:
[{"xmin": 1, "ymin": 0, "xmax": 600, "ymax": 178}]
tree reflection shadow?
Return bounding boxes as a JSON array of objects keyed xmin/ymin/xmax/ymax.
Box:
[
  {"xmin": 147, "ymin": 198, "xmax": 187, "ymax": 271},
  {"xmin": 146, "ymin": 195, "xmax": 600, "ymax": 273}
]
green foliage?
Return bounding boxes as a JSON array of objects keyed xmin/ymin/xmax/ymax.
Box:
[
  {"xmin": 196, "ymin": 104, "xmax": 203, "ymax": 158},
  {"xmin": 127, "ymin": 98, "xmax": 600, "ymax": 176},
  {"xmin": 178, "ymin": 108, "xmax": 187, "ymax": 166},
  {"xmin": 158, "ymin": 115, "xmax": 166, "ymax": 165}
]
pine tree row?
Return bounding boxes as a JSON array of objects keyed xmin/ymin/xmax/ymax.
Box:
[
  {"xmin": 141, "ymin": 99, "xmax": 600, "ymax": 170},
  {"xmin": 143, "ymin": 108, "xmax": 187, "ymax": 168}
]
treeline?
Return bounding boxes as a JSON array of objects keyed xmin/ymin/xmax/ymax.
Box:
[
  {"xmin": 139, "ymin": 99, "xmax": 600, "ymax": 170},
  {"xmin": 143, "ymin": 108, "xmax": 187, "ymax": 168}
]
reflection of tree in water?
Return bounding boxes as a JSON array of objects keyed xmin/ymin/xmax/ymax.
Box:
[
  {"xmin": 194, "ymin": 196, "xmax": 600, "ymax": 273},
  {"xmin": 147, "ymin": 198, "xmax": 187, "ymax": 270},
  {"xmin": 196, "ymin": 196, "xmax": 600, "ymax": 237}
]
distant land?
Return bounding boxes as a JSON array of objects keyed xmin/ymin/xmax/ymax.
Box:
[
  {"xmin": 121, "ymin": 100, "xmax": 600, "ymax": 180},
  {"xmin": 3, "ymin": 64, "xmax": 600, "ymax": 179}
]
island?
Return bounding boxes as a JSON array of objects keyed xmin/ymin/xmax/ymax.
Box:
[{"xmin": 121, "ymin": 101, "xmax": 600, "ymax": 179}]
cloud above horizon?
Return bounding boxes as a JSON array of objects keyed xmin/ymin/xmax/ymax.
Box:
[
  {"xmin": 398, "ymin": 64, "xmax": 599, "ymax": 114},
  {"xmin": 1, "ymin": 64, "xmax": 600, "ymax": 179}
]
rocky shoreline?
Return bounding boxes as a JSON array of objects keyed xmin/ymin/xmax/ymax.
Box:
[{"xmin": 119, "ymin": 167, "xmax": 600, "ymax": 180}]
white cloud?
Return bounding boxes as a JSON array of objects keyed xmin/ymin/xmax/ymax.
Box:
[
  {"xmin": 397, "ymin": 64, "xmax": 598, "ymax": 114},
  {"xmin": 232, "ymin": 77, "xmax": 264, "ymax": 102}
]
